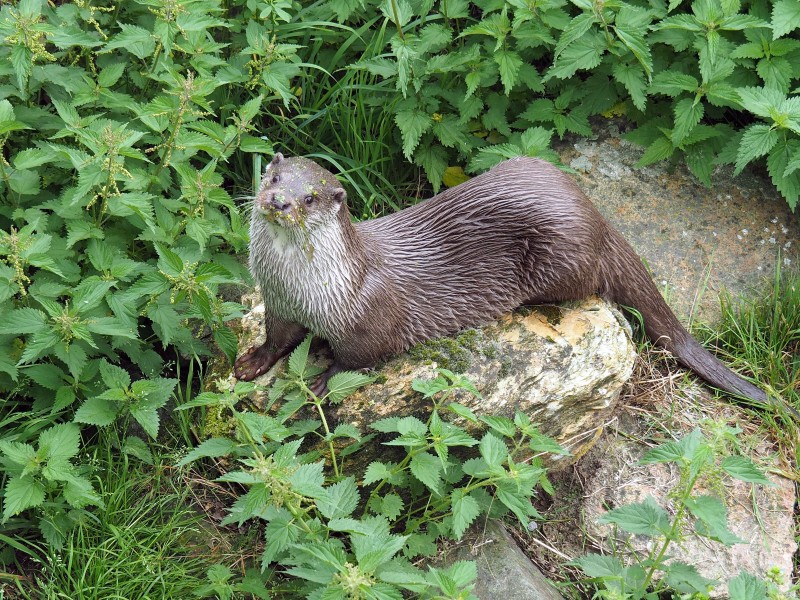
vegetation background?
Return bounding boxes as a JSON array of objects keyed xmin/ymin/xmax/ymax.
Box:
[{"xmin": 0, "ymin": 0, "xmax": 798, "ymax": 597}]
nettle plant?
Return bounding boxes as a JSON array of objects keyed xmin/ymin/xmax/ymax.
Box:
[
  {"xmin": 326, "ymin": 0, "xmax": 800, "ymax": 208},
  {"xmin": 572, "ymin": 427, "xmax": 784, "ymax": 599},
  {"xmin": 179, "ymin": 337, "xmax": 567, "ymax": 598},
  {"xmin": 0, "ymin": 0, "xmax": 326, "ymax": 545}
]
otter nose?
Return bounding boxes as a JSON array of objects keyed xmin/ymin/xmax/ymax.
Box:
[{"xmin": 270, "ymin": 193, "xmax": 291, "ymax": 211}]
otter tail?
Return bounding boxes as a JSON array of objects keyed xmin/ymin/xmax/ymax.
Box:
[{"xmin": 602, "ymin": 230, "xmax": 777, "ymax": 409}]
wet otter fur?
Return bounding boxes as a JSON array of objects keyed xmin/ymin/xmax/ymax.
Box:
[{"xmin": 235, "ymin": 152, "xmax": 775, "ymax": 408}]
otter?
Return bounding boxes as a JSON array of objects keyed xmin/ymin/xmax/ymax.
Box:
[{"xmin": 235, "ymin": 152, "xmax": 776, "ymax": 409}]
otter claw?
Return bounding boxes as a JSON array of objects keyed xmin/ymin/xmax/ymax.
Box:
[{"xmin": 233, "ymin": 344, "xmax": 281, "ymax": 381}]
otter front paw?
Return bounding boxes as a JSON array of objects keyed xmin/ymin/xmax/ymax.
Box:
[{"xmin": 233, "ymin": 344, "xmax": 282, "ymax": 381}]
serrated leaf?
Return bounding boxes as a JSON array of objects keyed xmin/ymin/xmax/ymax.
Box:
[
  {"xmin": 378, "ymin": 493, "xmax": 404, "ymax": 521},
  {"xmin": 721, "ymin": 455, "xmax": 772, "ymax": 484},
  {"xmin": 3, "ymin": 475, "xmax": 45, "ymax": 519},
  {"xmin": 479, "ymin": 415, "xmax": 516, "ymax": 438},
  {"xmin": 613, "ymin": 62, "xmax": 647, "ymax": 111},
  {"xmin": 395, "ymin": 108, "xmax": 432, "ymax": 160},
  {"xmin": 39, "ymin": 423, "xmax": 80, "ymax": 462},
  {"xmin": 287, "ymin": 334, "xmax": 312, "ymax": 380},
  {"xmin": 213, "ymin": 326, "xmax": 238, "ymax": 364},
  {"xmin": 451, "ymin": 490, "xmax": 481, "ymax": 539},
  {"xmin": 729, "ymin": 571, "xmax": 768, "ymax": 600},
  {"xmin": 672, "ymin": 98, "xmax": 704, "ymax": 145},
  {"xmin": 736, "ymin": 86, "xmax": 785, "ymax": 119},
  {"xmin": 734, "ymin": 124, "xmax": 778, "ymax": 175},
  {"xmin": 495, "ymin": 49, "xmax": 522, "ymax": 95},
  {"xmin": 663, "ymin": 561, "xmax": 719, "ymax": 594},
  {"xmin": 636, "ymin": 135, "xmax": 675, "ymax": 166},
  {"xmin": 598, "ymin": 496, "xmax": 670, "ymax": 536},
  {"xmin": 176, "ymin": 438, "xmax": 236, "ymax": 467},
  {"xmin": 325, "ymin": 371, "xmax": 373, "ymax": 404},
  {"xmin": 479, "ymin": 432, "xmax": 507, "ymax": 467},
  {"xmin": 410, "ymin": 452, "xmax": 443, "ymax": 495},
  {"xmin": 554, "ymin": 13, "xmax": 596, "ymax": 58},
  {"xmin": 316, "ymin": 477, "xmax": 359, "ymax": 520},
  {"xmin": 74, "ymin": 396, "xmax": 120, "ymax": 427},
  {"xmin": 545, "ymin": 33, "xmax": 605, "ymax": 81},
  {"xmin": 768, "ymin": 138, "xmax": 800, "ymax": 210},
  {"xmin": 0, "ymin": 307, "xmax": 47, "ymax": 335},
  {"xmin": 685, "ymin": 495, "xmax": 744, "ymax": 544},
  {"xmin": 121, "ymin": 436, "xmax": 153, "ymax": 464},
  {"xmin": 772, "ymin": 0, "xmax": 800, "ymax": 38},
  {"xmin": 416, "ymin": 144, "xmax": 448, "ymax": 193},
  {"xmin": 570, "ymin": 553, "xmax": 625, "ymax": 577},
  {"xmin": 363, "ymin": 461, "xmax": 395, "ymax": 485}
]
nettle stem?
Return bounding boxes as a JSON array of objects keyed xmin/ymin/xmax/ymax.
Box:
[{"xmin": 390, "ymin": 0, "xmax": 406, "ymax": 40}]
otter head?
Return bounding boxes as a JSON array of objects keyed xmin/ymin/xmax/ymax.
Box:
[{"xmin": 255, "ymin": 152, "xmax": 347, "ymax": 231}]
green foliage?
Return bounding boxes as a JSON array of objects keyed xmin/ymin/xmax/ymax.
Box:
[
  {"xmin": 177, "ymin": 344, "xmax": 562, "ymax": 597},
  {"xmin": 0, "ymin": 0, "xmax": 323, "ymax": 551},
  {"xmin": 572, "ymin": 426, "xmax": 778, "ymax": 599},
  {"xmin": 30, "ymin": 453, "xmax": 213, "ymax": 600},
  {"xmin": 311, "ymin": 0, "xmax": 800, "ymax": 209}
]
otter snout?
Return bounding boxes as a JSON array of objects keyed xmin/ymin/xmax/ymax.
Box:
[{"xmin": 270, "ymin": 193, "xmax": 292, "ymax": 211}]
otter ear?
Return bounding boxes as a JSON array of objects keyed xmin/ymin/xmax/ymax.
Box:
[
  {"xmin": 332, "ymin": 188, "xmax": 346, "ymax": 204},
  {"xmin": 269, "ymin": 152, "xmax": 284, "ymax": 168}
]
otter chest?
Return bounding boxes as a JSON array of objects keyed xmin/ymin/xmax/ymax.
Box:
[{"xmin": 251, "ymin": 222, "xmax": 356, "ymax": 338}]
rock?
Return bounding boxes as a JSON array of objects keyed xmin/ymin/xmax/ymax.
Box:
[
  {"xmin": 237, "ymin": 292, "xmax": 636, "ymax": 469},
  {"xmin": 437, "ymin": 519, "xmax": 564, "ymax": 600},
  {"xmin": 576, "ymin": 409, "xmax": 796, "ymax": 596},
  {"xmin": 557, "ymin": 121, "xmax": 800, "ymax": 324}
]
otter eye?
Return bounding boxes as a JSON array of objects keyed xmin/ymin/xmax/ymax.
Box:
[
  {"xmin": 304, "ymin": 195, "xmax": 314, "ymax": 205},
  {"xmin": 271, "ymin": 175, "xmax": 280, "ymax": 184}
]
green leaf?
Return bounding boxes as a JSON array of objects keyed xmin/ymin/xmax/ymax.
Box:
[
  {"xmin": 316, "ymin": 477, "xmax": 359, "ymax": 520},
  {"xmin": 685, "ymin": 495, "xmax": 744, "ymax": 544},
  {"xmin": 528, "ymin": 430, "xmax": 570, "ymax": 456},
  {"xmin": 177, "ymin": 438, "xmax": 237, "ymax": 468},
  {"xmin": 447, "ymin": 402, "xmax": 478, "ymax": 422},
  {"xmin": 736, "ymin": 86, "xmax": 785, "ymax": 119},
  {"xmin": 672, "ymin": 98, "xmax": 704, "ymax": 145},
  {"xmin": 495, "ymin": 49, "xmax": 522, "ymax": 95},
  {"xmin": 479, "ymin": 415, "xmax": 516, "ymax": 438},
  {"xmin": 395, "ymin": 108, "xmax": 432, "ymax": 160},
  {"xmin": 2, "ymin": 475, "xmax": 45, "ymax": 519},
  {"xmin": 121, "ymin": 436, "xmax": 153, "ymax": 465},
  {"xmin": 213, "ymin": 326, "xmax": 238, "ymax": 365},
  {"xmin": 478, "ymin": 432, "xmax": 507, "ymax": 467},
  {"xmin": 663, "ymin": 561, "xmax": 718, "ymax": 594},
  {"xmin": 598, "ymin": 496, "xmax": 670, "ymax": 536},
  {"xmin": 325, "ymin": 371, "xmax": 373, "ymax": 404},
  {"xmin": 721, "ymin": 456, "xmax": 772, "ymax": 484},
  {"xmin": 734, "ymin": 124, "xmax": 778, "ymax": 175},
  {"xmin": 409, "ymin": 452, "xmax": 443, "ymax": 495},
  {"xmin": 74, "ymin": 396, "xmax": 120, "ymax": 427},
  {"xmin": 650, "ymin": 71, "xmax": 699, "ymax": 97},
  {"xmin": 635, "ymin": 135, "xmax": 675, "ymax": 167},
  {"xmin": 545, "ymin": 33, "xmax": 605, "ymax": 81},
  {"xmin": 554, "ymin": 13, "xmax": 596, "ymax": 58},
  {"xmin": 363, "ymin": 461, "xmax": 395, "ymax": 485},
  {"xmin": 0, "ymin": 308, "xmax": 47, "ymax": 334},
  {"xmin": 767, "ymin": 138, "xmax": 800, "ymax": 210},
  {"xmin": 0, "ymin": 441, "xmax": 36, "ymax": 471},
  {"xmin": 287, "ymin": 334, "xmax": 312, "ymax": 380},
  {"xmin": 451, "ymin": 489, "xmax": 481, "ymax": 539},
  {"xmin": 39, "ymin": 423, "xmax": 80, "ymax": 462},
  {"xmin": 105, "ymin": 24, "xmax": 157, "ymax": 59},
  {"xmin": 729, "ymin": 571, "xmax": 768, "ymax": 600},
  {"xmin": 614, "ymin": 9, "xmax": 653, "ymax": 78},
  {"xmin": 570, "ymin": 553, "xmax": 625, "ymax": 578},
  {"xmin": 613, "ymin": 62, "xmax": 647, "ymax": 111},
  {"xmin": 772, "ymin": 0, "xmax": 800, "ymax": 38}
]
